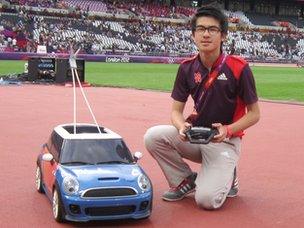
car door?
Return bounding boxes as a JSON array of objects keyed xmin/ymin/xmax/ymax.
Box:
[{"xmin": 42, "ymin": 133, "xmax": 59, "ymax": 195}]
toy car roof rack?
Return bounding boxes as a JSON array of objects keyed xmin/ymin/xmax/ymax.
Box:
[{"xmin": 63, "ymin": 125, "xmax": 106, "ymax": 134}]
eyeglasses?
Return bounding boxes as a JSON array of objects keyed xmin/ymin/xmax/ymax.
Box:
[{"xmin": 195, "ymin": 25, "xmax": 221, "ymax": 35}]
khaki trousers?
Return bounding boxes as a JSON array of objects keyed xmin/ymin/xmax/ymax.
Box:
[{"xmin": 144, "ymin": 125, "xmax": 241, "ymax": 209}]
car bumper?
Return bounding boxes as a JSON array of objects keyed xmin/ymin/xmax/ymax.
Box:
[{"xmin": 61, "ymin": 192, "xmax": 152, "ymax": 222}]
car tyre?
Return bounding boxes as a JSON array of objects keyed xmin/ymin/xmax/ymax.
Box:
[
  {"xmin": 35, "ymin": 166, "xmax": 44, "ymax": 193},
  {"xmin": 52, "ymin": 187, "xmax": 66, "ymax": 223}
]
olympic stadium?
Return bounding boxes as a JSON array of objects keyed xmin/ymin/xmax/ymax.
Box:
[{"xmin": 0, "ymin": 0, "xmax": 304, "ymax": 227}]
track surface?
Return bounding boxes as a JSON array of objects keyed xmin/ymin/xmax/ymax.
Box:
[{"xmin": 1, "ymin": 85, "xmax": 303, "ymax": 228}]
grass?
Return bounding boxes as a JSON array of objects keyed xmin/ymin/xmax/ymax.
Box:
[
  {"xmin": 0, "ymin": 60, "xmax": 26, "ymax": 75},
  {"xmin": 252, "ymin": 67, "xmax": 304, "ymax": 102},
  {"xmin": 0, "ymin": 60, "xmax": 303, "ymax": 102},
  {"xmin": 86, "ymin": 62, "xmax": 178, "ymax": 91}
]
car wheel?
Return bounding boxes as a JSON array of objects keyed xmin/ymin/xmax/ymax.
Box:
[
  {"xmin": 52, "ymin": 188, "xmax": 65, "ymax": 223},
  {"xmin": 35, "ymin": 166, "xmax": 44, "ymax": 193}
]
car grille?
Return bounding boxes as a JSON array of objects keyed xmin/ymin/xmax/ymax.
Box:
[
  {"xmin": 85, "ymin": 205, "xmax": 136, "ymax": 216},
  {"xmin": 82, "ymin": 188, "xmax": 137, "ymax": 198}
]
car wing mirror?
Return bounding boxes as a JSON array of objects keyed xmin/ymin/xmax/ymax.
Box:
[
  {"xmin": 133, "ymin": 151, "xmax": 143, "ymax": 162},
  {"xmin": 42, "ymin": 153, "xmax": 54, "ymax": 162}
]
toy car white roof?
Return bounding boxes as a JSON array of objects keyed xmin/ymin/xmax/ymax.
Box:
[{"xmin": 54, "ymin": 123, "xmax": 122, "ymax": 140}]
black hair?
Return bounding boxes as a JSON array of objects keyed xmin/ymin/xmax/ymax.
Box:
[{"xmin": 191, "ymin": 6, "xmax": 228, "ymax": 34}]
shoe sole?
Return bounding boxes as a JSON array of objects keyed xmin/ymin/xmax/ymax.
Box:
[
  {"xmin": 162, "ymin": 189, "xmax": 195, "ymax": 202},
  {"xmin": 226, "ymin": 193, "xmax": 238, "ymax": 198},
  {"xmin": 227, "ymin": 190, "xmax": 238, "ymax": 198}
]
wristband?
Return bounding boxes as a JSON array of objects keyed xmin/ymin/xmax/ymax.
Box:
[{"xmin": 225, "ymin": 125, "xmax": 233, "ymax": 138}]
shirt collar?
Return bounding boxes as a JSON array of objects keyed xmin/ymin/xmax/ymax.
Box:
[
  {"xmin": 212, "ymin": 53, "xmax": 225, "ymax": 70},
  {"xmin": 196, "ymin": 52, "xmax": 225, "ymax": 72}
]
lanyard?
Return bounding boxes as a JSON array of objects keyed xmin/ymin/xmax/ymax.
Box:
[{"xmin": 195, "ymin": 54, "xmax": 227, "ymax": 110}]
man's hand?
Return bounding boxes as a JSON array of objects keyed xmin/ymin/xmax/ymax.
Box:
[
  {"xmin": 171, "ymin": 100, "xmax": 191, "ymax": 141},
  {"xmin": 179, "ymin": 122, "xmax": 192, "ymax": 140},
  {"xmin": 212, "ymin": 123, "xmax": 227, "ymax": 143}
]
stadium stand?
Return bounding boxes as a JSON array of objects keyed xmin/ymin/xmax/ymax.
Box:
[
  {"xmin": 0, "ymin": 0, "xmax": 303, "ymax": 63},
  {"xmin": 64, "ymin": 0, "xmax": 108, "ymax": 12}
]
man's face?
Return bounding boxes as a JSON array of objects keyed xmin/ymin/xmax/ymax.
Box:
[{"xmin": 192, "ymin": 16, "xmax": 226, "ymax": 54}]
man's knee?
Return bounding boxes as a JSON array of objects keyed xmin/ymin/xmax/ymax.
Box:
[
  {"xmin": 195, "ymin": 189, "xmax": 226, "ymax": 210},
  {"xmin": 144, "ymin": 126, "xmax": 162, "ymax": 151},
  {"xmin": 144, "ymin": 125, "xmax": 177, "ymax": 156},
  {"xmin": 144, "ymin": 125, "xmax": 172, "ymax": 153}
]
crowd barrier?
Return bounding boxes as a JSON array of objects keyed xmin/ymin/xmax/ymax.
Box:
[
  {"xmin": 0, "ymin": 52, "xmax": 186, "ymax": 64},
  {"xmin": 0, "ymin": 52, "xmax": 299, "ymax": 65}
]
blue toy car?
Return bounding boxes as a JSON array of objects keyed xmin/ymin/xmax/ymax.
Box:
[{"xmin": 35, "ymin": 123, "xmax": 152, "ymax": 222}]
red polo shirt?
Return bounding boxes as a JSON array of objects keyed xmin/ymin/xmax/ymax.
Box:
[{"xmin": 171, "ymin": 53, "xmax": 258, "ymax": 137}]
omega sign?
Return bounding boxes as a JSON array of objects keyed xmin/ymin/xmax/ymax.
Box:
[
  {"xmin": 38, "ymin": 59, "xmax": 55, "ymax": 69},
  {"xmin": 106, "ymin": 56, "xmax": 130, "ymax": 63}
]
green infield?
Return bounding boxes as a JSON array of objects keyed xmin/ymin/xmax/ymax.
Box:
[
  {"xmin": 0, "ymin": 60, "xmax": 303, "ymax": 102},
  {"xmin": 0, "ymin": 60, "xmax": 26, "ymax": 75},
  {"xmin": 252, "ymin": 66, "xmax": 304, "ymax": 103},
  {"xmin": 86, "ymin": 62, "xmax": 178, "ymax": 91}
]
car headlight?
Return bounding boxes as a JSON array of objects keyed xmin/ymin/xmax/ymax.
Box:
[
  {"xmin": 62, "ymin": 176, "xmax": 79, "ymax": 195},
  {"xmin": 138, "ymin": 174, "xmax": 151, "ymax": 192}
]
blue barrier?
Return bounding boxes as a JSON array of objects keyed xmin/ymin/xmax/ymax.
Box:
[{"xmin": 0, "ymin": 52, "xmax": 186, "ymax": 64}]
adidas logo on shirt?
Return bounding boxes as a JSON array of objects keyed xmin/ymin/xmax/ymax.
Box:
[{"xmin": 217, "ymin": 73, "xmax": 228, "ymax": 80}]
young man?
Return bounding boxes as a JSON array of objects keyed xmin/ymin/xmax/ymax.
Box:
[{"xmin": 144, "ymin": 6, "xmax": 260, "ymax": 210}]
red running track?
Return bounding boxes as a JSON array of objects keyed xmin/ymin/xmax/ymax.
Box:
[{"xmin": 0, "ymin": 85, "xmax": 303, "ymax": 228}]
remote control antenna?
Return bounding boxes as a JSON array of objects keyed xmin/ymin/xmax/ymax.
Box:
[{"xmin": 69, "ymin": 47, "xmax": 102, "ymax": 134}]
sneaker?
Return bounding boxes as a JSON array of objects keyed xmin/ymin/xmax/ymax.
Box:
[
  {"xmin": 162, "ymin": 172, "xmax": 197, "ymax": 201},
  {"xmin": 227, "ymin": 168, "xmax": 239, "ymax": 198}
]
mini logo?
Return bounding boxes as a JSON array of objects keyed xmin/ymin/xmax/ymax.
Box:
[
  {"xmin": 194, "ymin": 72, "xmax": 202, "ymax": 84},
  {"xmin": 217, "ymin": 73, "xmax": 228, "ymax": 80}
]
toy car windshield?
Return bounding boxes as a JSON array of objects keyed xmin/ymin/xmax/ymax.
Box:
[{"xmin": 60, "ymin": 138, "xmax": 134, "ymax": 165}]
